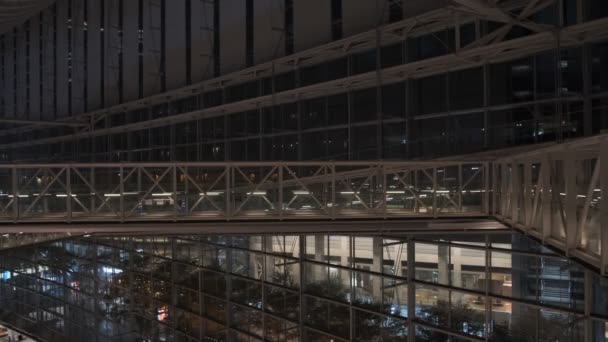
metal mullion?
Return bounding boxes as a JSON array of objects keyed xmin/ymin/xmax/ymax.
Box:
[
  {"xmin": 224, "ymin": 242, "xmax": 232, "ymax": 339},
  {"xmin": 120, "ymin": 165, "xmax": 124, "ymax": 222},
  {"xmin": 483, "ymin": 162, "xmax": 490, "ymax": 215},
  {"xmin": 484, "ymin": 235, "xmax": 491, "ymax": 341},
  {"xmin": 66, "ymin": 167, "xmax": 72, "ymax": 222},
  {"xmin": 456, "ymin": 164, "xmax": 462, "ymax": 213},
  {"xmin": 298, "ymin": 234, "xmax": 305, "ymax": 339},
  {"xmin": 564, "ymin": 152, "xmax": 578, "ymax": 252},
  {"xmin": 407, "ymin": 237, "xmax": 415, "ymax": 342},
  {"xmin": 600, "ymin": 140, "xmax": 608, "ymax": 275},
  {"xmin": 9, "ymin": 18, "xmax": 608, "ymax": 150},
  {"xmin": 349, "ymin": 235, "xmax": 354, "ymax": 341},
  {"xmin": 432, "ymin": 168, "xmax": 437, "ymax": 218},
  {"xmin": 279, "ymin": 164, "xmax": 283, "ymax": 220},
  {"xmin": 524, "ymin": 162, "xmax": 532, "ymax": 226},
  {"xmin": 12, "ymin": 166, "xmax": 18, "ymax": 221},
  {"xmin": 172, "ymin": 164, "xmax": 177, "ymax": 220}
]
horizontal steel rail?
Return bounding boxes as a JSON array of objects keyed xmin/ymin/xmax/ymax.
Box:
[
  {"xmin": 493, "ymin": 134, "xmax": 608, "ymax": 276},
  {"xmin": 0, "ymin": 134, "xmax": 606, "ymax": 274}
]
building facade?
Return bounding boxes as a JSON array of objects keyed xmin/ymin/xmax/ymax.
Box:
[
  {"xmin": 0, "ymin": 0, "xmax": 606, "ymax": 163},
  {"xmin": 1, "ymin": 231, "xmax": 607, "ymax": 341}
]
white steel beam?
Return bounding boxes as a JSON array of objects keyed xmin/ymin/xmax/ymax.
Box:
[
  {"xmin": 564, "ymin": 152, "xmax": 578, "ymax": 252},
  {"xmin": 601, "ymin": 140, "xmax": 608, "ymax": 275}
]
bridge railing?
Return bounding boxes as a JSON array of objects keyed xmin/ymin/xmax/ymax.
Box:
[
  {"xmin": 493, "ymin": 134, "xmax": 608, "ymax": 275},
  {"xmin": 1, "ymin": 134, "xmax": 605, "ymax": 274},
  {"xmin": 0, "ymin": 161, "xmax": 490, "ymax": 223}
]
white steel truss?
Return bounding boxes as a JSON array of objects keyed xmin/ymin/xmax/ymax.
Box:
[
  {"xmin": 2, "ymin": 133, "xmax": 608, "ymax": 274},
  {"xmin": 493, "ymin": 133, "xmax": 608, "ymax": 276},
  {"xmin": 0, "ymin": 160, "xmax": 490, "ymax": 223}
]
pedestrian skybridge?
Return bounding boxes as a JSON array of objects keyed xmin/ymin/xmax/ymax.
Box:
[{"xmin": 0, "ymin": 134, "xmax": 606, "ymax": 275}]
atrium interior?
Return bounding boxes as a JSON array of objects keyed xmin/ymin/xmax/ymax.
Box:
[{"xmin": 0, "ymin": 0, "xmax": 607, "ymax": 341}]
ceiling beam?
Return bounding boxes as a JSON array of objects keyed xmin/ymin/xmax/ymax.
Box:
[{"xmin": 0, "ymin": 118, "xmax": 87, "ymax": 128}]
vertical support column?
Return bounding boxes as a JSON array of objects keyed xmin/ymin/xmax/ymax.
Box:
[
  {"xmin": 127, "ymin": 237, "xmax": 136, "ymax": 341},
  {"xmin": 500, "ymin": 163, "xmax": 509, "ymax": 216},
  {"xmin": 452, "ymin": 246, "xmax": 462, "ymax": 287},
  {"xmin": 404, "ymin": 78, "xmax": 411, "ymax": 159},
  {"xmin": 314, "ymin": 235, "xmax": 325, "ymax": 263},
  {"xmin": 407, "ymin": 237, "xmax": 415, "ymax": 342},
  {"xmin": 382, "ymin": 165, "xmax": 387, "ymax": 219},
  {"xmin": 584, "ymin": 270, "xmax": 593, "ymax": 342},
  {"xmin": 119, "ymin": 165, "xmax": 124, "ymax": 222},
  {"xmin": 331, "ymin": 164, "xmax": 336, "ymax": 219},
  {"xmin": 348, "ymin": 236, "xmax": 354, "ymax": 341},
  {"xmin": 458, "ymin": 164, "xmax": 463, "ymax": 212},
  {"xmin": 600, "ymin": 140, "xmax": 608, "ymax": 275},
  {"xmin": 225, "ymin": 165, "xmax": 231, "ymax": 220},
  {"xmin": 510, "ymin": 163, "xmax": 520, "ymax": 222},
  {"xmin": 90, "ymin": 167, "xmax": 96, "ymax": 214},
  {"xmin": 582, "ymin": 43, "xmax": 592, "ymax": 137},
  {"xmin": 492, "ymin": 163, "xmax": 498, "ymax": 215},
  {"xmin": 485, "ymin": 235, "xmax": 491, "ymax": 342},
  {"xmin": 432, "ymin": 168, "xmax": 437, "ymax": 218},
  {"xmin": 375, "ymin": 25, "xmax": 383, "ymax": 160},
  {"xmin": 298, "ymin": 234, "xmax": 305, "ymax": 339},
  {"xmin": 484, "ymin": 162, "xmax": 491, "ymax": 215},
  {"xmin": 224, "ymin": 241, "xmax": 232, "ymax": 340},
  {"xmin": 524, "ymin": 162, "xmax": 532, "ymax": 226},
  {"xmin": 437, "ymin": 244, "xmax": 449, "ymax": 285},
  {"xmin": 278, "ymin": 165, "xmax": 283, "ymax": 220},
  {"xmin": 172, "ymin": 164, "xmax": 177, "ymax": 221},
  {"xmin": 66, "ymin": 167, "xmax": 72, "ymax": 222},
  {"xmin": 184, "ymin": 166, "xmax": 189, "ymax": 215},
  {"xmin": 11, "ymin": 166, "xmax": 17, "ymax": 222},
  {"xmin": 565, "ymin": 152, "xmax": 578, "ymax": 251},
  {"xmin": 482, "ymin": 64, "xmax": 489, "ymax": 149},
  {"xmin": 371, "ymin": 237, "xmax": 382, "ymax": 300},
  {"xmin": 541, "ymin": 158, "xmax": 552, "ymax": 240}
]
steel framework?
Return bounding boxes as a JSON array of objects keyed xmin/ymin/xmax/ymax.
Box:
[
  {"xmin": 493, "ymin": 133, "xmax": 608, "ymax": 275},
  {"xmin": 0, "ymin": 232, "xmax": 602, "ymax": 342},
  {"xmin": 0, "ymin": 159, "xmax": 490, "ymax": 223},
  {"xmin": 3, "ymin": 0, "xmax": 608, "ymax": 150},
  {"xmin": 0, "ymin": 133, "xmax": 606, "ymax": 274}
]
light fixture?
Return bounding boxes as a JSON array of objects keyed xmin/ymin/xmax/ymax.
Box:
[
  {"xmin": 292, "ymin": 190, "xmax": 310, "ymax": 195},
  {"xmin": 200, "ymin": 191, "xmax": 223, "ymax": 196}
]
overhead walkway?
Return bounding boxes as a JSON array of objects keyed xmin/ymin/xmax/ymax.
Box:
[{"xmin": 0, "ymin": 134, "xmax": 606, "ymax": 274}]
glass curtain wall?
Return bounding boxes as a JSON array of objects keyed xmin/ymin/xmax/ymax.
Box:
[
  {"xmin": 3, "ymin": 2, "xmax": 608, "ymax": 163},
  {"xmin": 0, "ymin": 232, "xmax": 606, "ymax": 341}
]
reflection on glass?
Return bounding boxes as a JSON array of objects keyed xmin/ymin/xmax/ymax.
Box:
[{"xmin": 0, "ymin": 232, "xmax": 604, "ymax": 342}]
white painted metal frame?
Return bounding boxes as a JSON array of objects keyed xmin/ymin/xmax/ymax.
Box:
[
  {"xmin": 494, "ymin": 134, "xmax": 608, "ymax": 275},
  {"xmin": 0, "ymin": 160, "xmax": 489, "ymax": 224}
]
